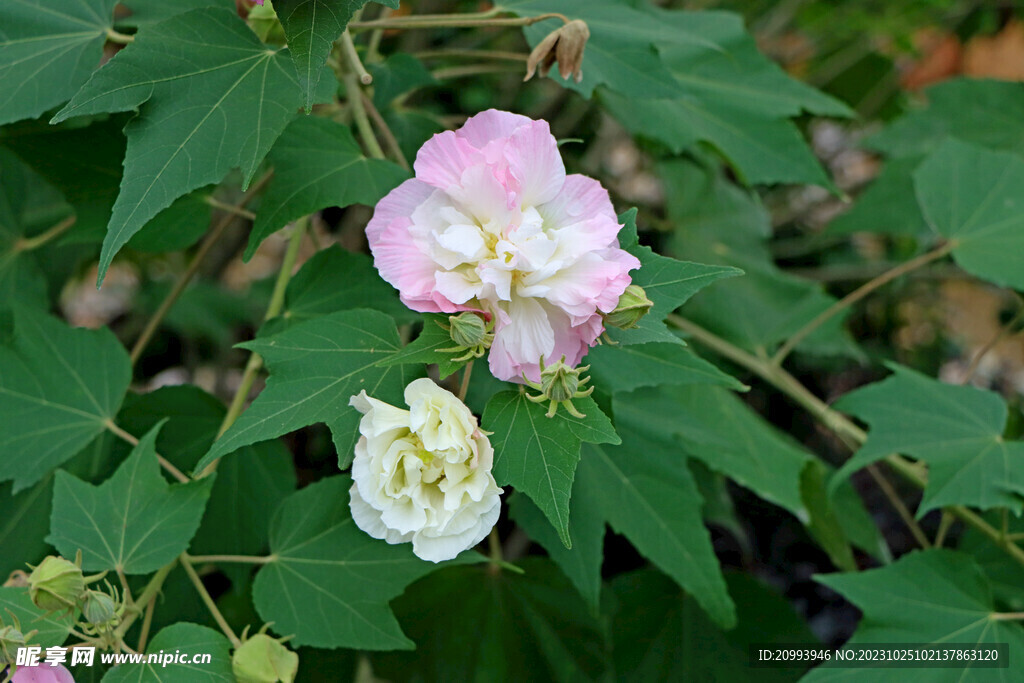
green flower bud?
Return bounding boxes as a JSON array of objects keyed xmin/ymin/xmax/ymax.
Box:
[
  {"xmin": 448, "ymin": 313, "xmax": 489, "ymax": 349},
  {"xmin": 81, "ymin": 589, "xmax": 118, "ymax": 628},
  {"xmin": 0, "ymin": 623, "xmax": 27, "ymax": 665},
  {"xmin": 524, "ymin": 356, "xmax": 595, "ymax": 418},
  {"xmin": 604, "ymin": 285, "xmax": 653, "ymax": 330},
  {"xmin": 27, "ymin": 556, "xmax": 85, "ymax": 613},
  {"xmin": 540, "ymin": 358, "xmax": 582, "ymax": 403},
  {"xmin": 232, "ymin": 634, "xmax": 299, "ymax": 683}
]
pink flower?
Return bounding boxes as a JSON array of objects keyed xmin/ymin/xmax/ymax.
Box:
[
  {"xmin": 367, "ymin": 110, "xmax": 639, "ymax": 382},
  {"xmin": 9, "ymin": 664, "xmax": 75, "ymax": 683}
]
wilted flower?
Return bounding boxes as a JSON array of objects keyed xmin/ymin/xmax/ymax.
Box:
[
  {"xmin": 349, "ymin": 378, "xmax": 502, "ymax": 563},
  {"xmin": 367, "ymin": 109, "xmax": 639, "ymax": 382},
  {"xmin": 524, "ymin": 20, "xmax": 591, "ymax": 83}
]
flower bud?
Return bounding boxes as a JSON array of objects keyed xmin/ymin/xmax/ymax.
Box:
[
  {"xmin": 0, "ymin": 624, "xmax": 27, "ymax": 665},
  {"xmin": 27, "ymin": 556, "xmax": 84, "ymax": 614},
  {"xmin": 524, "ymin": 356, "xmax": 595, "ymax": 418},
  {"xmin": 232, "ymin": 634, "xmax": 299, "ymax": 683},
  {"xmin": 81, "ymin": 590, "xmax": 118, "ymax": 628},
  {"xmin": 448, "ymin": 313, "xmax": 489, "ymax": 349},
  {"xmin": 524, "ymin": 20, "xmax": 590, "ymax": 83},
  {"xmin": 604, "ymin": 284, "xmax": 653, "ymax": 330}
]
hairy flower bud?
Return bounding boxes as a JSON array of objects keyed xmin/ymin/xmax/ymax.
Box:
[
  {"xmin": 524, "ymin": 20, "xmax": 591, "ymax": 83},
  {"xmin": 448, "ymin": 312, "xmax": 488, "ymax": 349},
  {"xmin": 232, "ymin": 634, "xmax": 299, "ymax": 683},
  {"xmin": 524, "ymin": 356, "xmax": 594, "ymax": 418},
  {"xmin": 604, "ymin": 284, "xmax": 653, "ymax": 330},
  {"xmin": 27, "ymin": 556, "xmax": 84, "ymax": 614},
  {"xmin": 81, "ymin": 589, "xmax": 118, "ymax": 628}
]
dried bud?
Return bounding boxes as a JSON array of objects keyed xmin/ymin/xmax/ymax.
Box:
[
  {"xmin": 604, "ymin": 285, "xmax": 653, "ymax": 330},
  {"xmin": 81, "ymin": 589, "xmax": 118, "ymax": 628},
  {"xmin": 27, "ymin": 556, "xmax": 84, "ymax": 614},
  {"xmin": 524, "ymin": 356, "xmax": 594, "ymax": 418},
  {"xmin": 524, "ymin": 20, "xmax": 590, "ymax": 83},
  {"xmin": 232, "ymin": 634, "xmax": 299, "ymax": 683}
]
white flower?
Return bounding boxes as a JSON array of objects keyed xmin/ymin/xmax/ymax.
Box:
[{"xmin": 348, "ymin": 378, "xmax": 502, "ymax": 563}]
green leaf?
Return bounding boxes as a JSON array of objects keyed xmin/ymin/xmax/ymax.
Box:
[
  {"xmin": 800, "ymin": 460, "xmax": 856, "ymax": 572},
  {"xmin": 0, "ymin": 307, "xmax": 130, "ymax": 492},
  {"xmin": 0, "ymin": 586, "xmax": 73, "ymax": 648},
  {"xmin": 379, "ymin": 313, "xmax": 469, "ymax": 380},
  {"xmin": 805, "ymin": 549, "xmax": 1024, "ymax": 682},
  {"xmin": 0, "ymin": 0, "xmax": 115, "ymax": 126},
  {"xmin": 868, "ymin": 79, "xmax": 1024, "ymax": 160},
  {"xmin": 609, "ymin": 569, "xmax": 815, "ymax": 682},
  {"xmin": 369, "ymin": 53, "xmax": 436, "ymax": 108},
  {"xmin": 608, "ymin": 209, "xmax": 742, "ymax": 346},
  {"xmin": 197, "ymin": 309, "xmax": 415, "ymax": 472},
  {"xmin": 48, "ymin": 424, "xmax": 214, "ymax": 574},
  {"xmin": 830, "ymin": 157, "xmax": 928, "ymax": 236},
  {"xmin": 253, "ymin": 475, "xmax": 477, "ymax": 650},
  {"xmin": 586, "ymin": 341, "xmax": 745, "ymax": 394},
  {"xmin": 618, "ymin": 385, "xmax": 809, "ymax": 516},
  {"xmin": 508, "ymin": 482, "xmax": 604, "ymax": 611},
  {"xmin": 835, "ymin": 364, "xmax": 1024, "ymax": 515},
  {"xmin": 579, "ymin": 434, "xmax": 736, "ymax": 628},
  {"xmin": 116, "ymin": 0, "xmax": 229, "ymax": 27},
  {"xmin": 482, "ymin": 391, "xmax": 619, "ymax": 547},
  {"xmin": 372, "ymin": 559, "xmax": 609, "ymax": 681},
  {"xmin": 0, "ymin": 478, "xmax": 54, "ymax": 579},
  {"xmin": 118, "ymin": 385, "xmax": 296, "ymax": 589},
  {"xmin": 279, "ymin": 244, "xmax": 415, "ymax": 326},
  {"xmin": 52, "ymin": 8, "xmax": 303, "ymax": 283},
  {"xmin": 508, "ymin": 0, "xmax": 685, "ymax": 99},
  {"xmin": 512, "ymin": 3, "xmax": 849, "ymax": 186},
  {"xmin": 914, "ymin": 139, "xmax": 1024, "ymax": 291},
  {"xmin": 275, "ymin": 0, "xmax": 400, "ymax": 111},
  {"xmin": 663, "ymin": 159, "xmax": 859, "ymax": 358},
  {"xmin": 246, "ymin": 116, "xmax": 408, "ymax": 260},
  {"xmin": 103, "ymin": 623, "xmax": 234, "ymax": 683},
  {"xmin": 0, "ymin": 150, "xmax": 49, "ymax": 308}
]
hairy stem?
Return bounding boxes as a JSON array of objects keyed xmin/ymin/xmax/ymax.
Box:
[
  {"xmin": 865, "ymin": 465, "xmax": 930, "ymax": 548},
  {"xmin": 343, "ymin": 70, "xmax": 385, "ymax": 160},
  {"xmin": 962, "ymin": 293, "xmax": 1024, "ymax": 384},
  {"xmin": 340, "ymin": 30, "xmax": 373, "ymax": 85},
  {"xmin": 668, "ymin": 313, "xmax": 1024, "ymax": 569},
  {"xmin": 180, "ymin": 554, "xmax": 242, "ymax": 648},
  {"xmin": 458, "ymin": 361, "xmax": 474, "ymax": 402},
  {"xmin": 360, "ymin": 90, "xmax": 410, "ymax": 170},
  {"xmin": 114, "ymin": 561, "xmax": 176, "ymax": 640},
  {"xmin": 771, "ymin": 242, "xmax": 955, "ymax": 365}
]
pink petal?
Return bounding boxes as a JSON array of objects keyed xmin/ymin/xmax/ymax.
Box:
[
  {"xmin": 455, "ymin": 109, "xmax": 532, "ymax": 149},
  {"xmin": 503, "ymin": 119, "xmax": 565, "ymax": 207},
  {"xmin": 539, "ymin": 174, "xmax": 619, "ymax": 239},
  {"xmin": 414, "ymin": 130, "xmax": 483, "ymax": 192},
  {"xmin": 366, "ymin": 177, "xmax": 434, "ymax": 244}
]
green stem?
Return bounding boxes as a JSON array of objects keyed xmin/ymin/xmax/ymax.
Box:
[
  {"xmin": 458, "ymin": 361, "xmax": 474, "ymax": 402},
  {"xmin": 14, "ymin": 215, "xmax": 76, "ymax": 252},
  {"xmin": 488, "ymin": 528, "xmax": 503, "ymax": 574},
  {"xmin": 771, "ymin": 242, "xmax": 955, "ymax": 366},
  {"xmin": 180, "ymin": 554, "xmax": 242, "ymax": 648},
  {"xmin": 114, "ymin": 561, "xmax": 176, "ymax": 639},
  {"xmin": 130, "ymin": 170, "xmax": 273, "ymax": 367},
  {"xmin": 414, "ymin": 48, "xmax": 529, "ymax": 62},
  {"xmin": 342, "ymin": 69, "xmax": 385, "ymax": 160},
  {"xmin": 349, "ymin": 10, "xmax": 566, "ymax": 32},
  {"xmin": 340, "ymin": 30, "xmax": 372, "ymax": 85},
  {"xmin": 359, "ymin": 90, "xmax": 409, "ymax": 170},
  {"xmin": 105, "ymin": 28, "xmax": 134, "ymax": 44},
  {"xmin": 667, "ymin": 313, "xmax": 1024, "ymax": 569},
  {"xmin": 105, "ymin": 420, "xmax": 189, "ymax": 483},
  {"xmin": 432, "ymin": 64, "xmax": 522, "ymax": 80},
  {"xmin": 202, "ymin": 217, "xmax": 307, "ymax": 475},
  {"xmin": 185, "ymin": 554, "xmax": 277, "ymax": 565}
]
